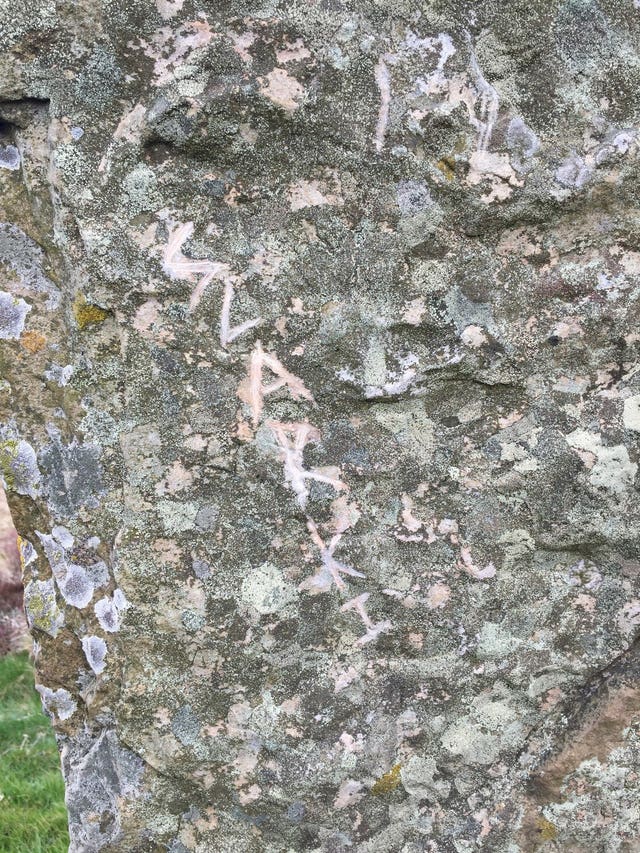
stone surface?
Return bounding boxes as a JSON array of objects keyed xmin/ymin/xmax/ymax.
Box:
[{"xmin": 0, "ymin": 1, "xmax": 639, "ymax": 850}]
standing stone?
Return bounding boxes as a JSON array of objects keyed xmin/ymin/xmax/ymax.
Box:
[{"xmin": 1, "ymin": 2, "xmax": 639, "ymax": 851}]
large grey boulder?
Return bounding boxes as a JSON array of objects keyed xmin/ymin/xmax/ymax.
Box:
[{"xmin": 1, "ymin": 1, "xmax": 639, "ymax": 850}]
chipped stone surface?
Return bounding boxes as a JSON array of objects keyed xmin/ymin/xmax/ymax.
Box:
[{"xmin": 0, "ymin": 2, "xmax": 639, "ymax": 850}]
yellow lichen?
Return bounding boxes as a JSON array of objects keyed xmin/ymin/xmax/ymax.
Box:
[
  {"xmin": 17, "ymin": 535, "xmax": 26, "ymax": 570},
  {"xmin": 436, "ymin": 157, "xmax": 456, "ymax": 181},
  {"xmin": 536, "ymin": 816, "xmax": 558, "ymax": 841},
  {"xmin": 73, "ymin": 294, "xmax": 108, "ymax": 329},
  {"xmin": 371, "ymin": 763, "xmax": 402, "ymax": 796},
  {"xmin": 20, "ymin": 330, "xmax": 47, "ymax": 353}
]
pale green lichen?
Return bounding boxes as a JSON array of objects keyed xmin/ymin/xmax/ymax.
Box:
[
  {"xmin": 0, "ymin": 434, "xmax": 41, "ymax": 497},
  {"xmin": 23, "ymin": 578, "xmax": 65, "ymax": 636}
]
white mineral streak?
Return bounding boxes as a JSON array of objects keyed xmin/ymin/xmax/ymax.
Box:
[{"xmin": 467, "ymin": 48, "xmax": 500, "ymax": 152}]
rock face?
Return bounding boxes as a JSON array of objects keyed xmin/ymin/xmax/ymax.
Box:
[{"xmin": 0, "ymin": 1, "xmax": 639, "ymax": 850}]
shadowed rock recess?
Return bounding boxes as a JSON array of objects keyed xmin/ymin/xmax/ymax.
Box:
[{"xmin": 1, "ymin": 1, "xmax": 639, "ymax": 850}]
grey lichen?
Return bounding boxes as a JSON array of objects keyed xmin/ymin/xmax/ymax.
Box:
[
  {"xmin": 36, "ymin": 684, "xmax": 77, "ymax": 721},
  {"xmin": 61, "ymin": 730, "xmax": 144, "ymax": 851},
  {"xmin": 0, "ymin": 224, "xmax": 61, "ymax": 309},
  {"xmin": 39, "ymin": 432, "xmax": 105, "ymax": 517},
  {"xmin": 0, "ymin": 144, "xmax": 20, "ymax": 170}
]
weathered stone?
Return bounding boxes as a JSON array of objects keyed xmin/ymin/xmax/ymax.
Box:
[{"xmin": 0, "ymin": 1, "xmax": 639, "ymax": 850}]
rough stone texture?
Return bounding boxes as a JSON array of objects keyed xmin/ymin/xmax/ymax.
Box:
[{"xmin": 0, "ymin": 1, "xmax": 639, "ymax": 850}]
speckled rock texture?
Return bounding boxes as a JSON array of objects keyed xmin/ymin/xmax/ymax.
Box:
[{"xmin": 0, "ymin": 1, "xmax": 639, "ymax": 850}]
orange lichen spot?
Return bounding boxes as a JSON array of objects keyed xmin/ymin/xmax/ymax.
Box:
[
  {"xmin": 73, "ymin": 294, "xmax": 108, "ymax": 329},
  {"xmin": 16, "ymin": 535, "xmax": 26, "ymax": 570},
  {"xmin": 536, "ymin": 817, "xmax": 557, "ymax": 841},
  {"xmin": 437, "ymin": 157, "xmax": 456, "ymax": 180},
  {"xmin": 20, "ymin": 330, "xmax": 47, "ymax": 353},
  {"xmin": 371, "ymin": 763, "xmax": 402, "ymax": 796}
]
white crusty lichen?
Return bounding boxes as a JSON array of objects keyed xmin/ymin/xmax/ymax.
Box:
[
  {"xmin": 59, "ymin": 564, "xmax": 95, "ymax": 608},
  {"xmin": 0, "ymin": 426, "xmax": 41, "ymax": 498},
  {"xmin": 0, "ymin": 144, "xmax": 20, "ymax": 170},
  {"xmin": 95, "ymin": 588, "xmax": 130, "ymax": 632},
  {"xmin": 35, "ymin": 527, "xmax": 101, "ymax": 609},
  {"xmin": 36, "ymin": 684, "xmax": 77, "ymax": 721},
  {"xmin": 0, "ymin": 291, "xmax": 30, "ymax": 339},
  {"xmin": 238, "ymin": 341, "xmax": 314, "ymax": 425},
  {"xmin": 82, "ymin": 635, "xmax": 108, "ymax": 674},
  {"xmin": 241, "ymin": 562, "xmax": 297, "ymax": 615}
]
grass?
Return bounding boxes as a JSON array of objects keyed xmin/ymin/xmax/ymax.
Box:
[{"xmin": 0, "ymin": 652, "xmax": 69, "ymax": 852}]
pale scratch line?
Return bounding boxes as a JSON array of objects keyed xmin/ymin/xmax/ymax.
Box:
[
  {"xmin": 302, "ymin": 517, "xmax": 365, "ymax": 593},
  {"xmin": 267, "ymin": 420, "xmax": 346, "ymax": 509},
  {"xmin": 163, "ymin": 221, "xmax": 230, "ymax": 311},
  {"xmin": 341, "ymin": 592, "xmax": 392, "ymax": 645},
  {"xmin": 219, "ymin": 279, "xmax": 262, "ymax": 348},
  {"xmin": 238, "ymin": 342, "xmax": 315, "ymax": 425},
  {"xmin": 189, "ymin": 270, "xmax": 215, "ymax": 313},
  {"xmin": 163, "ymin": 221, "xmax": 261, "ymax": 342},
  {"xmin": 374, "ymin": 57, "xmax": 391, "ymax": 153}
]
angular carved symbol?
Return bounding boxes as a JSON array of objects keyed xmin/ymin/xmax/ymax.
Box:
[
  {"xmin": 238, "ymin": 342, "xmax": 314, "ymax": 425},
  {"xmin": 267, "ymin": 420, "xmax": 346, "ymax": 509}
]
